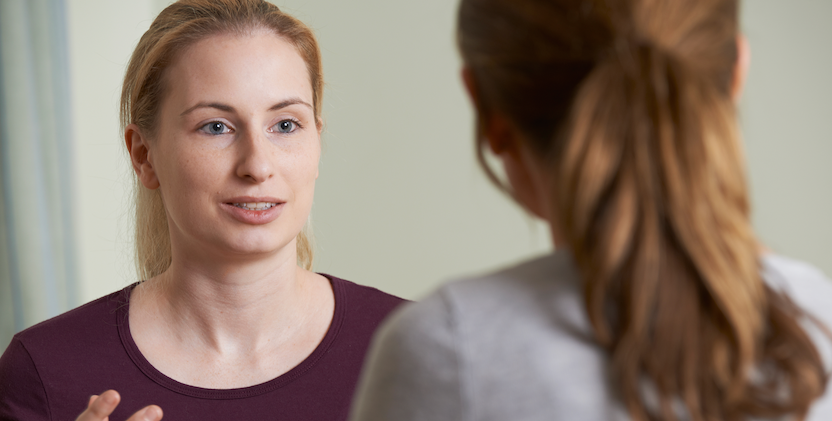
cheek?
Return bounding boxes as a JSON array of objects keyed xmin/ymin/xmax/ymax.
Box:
[
  {"xmin": 502, "ymin": 155, "xmax": 537, "ymax": 211},
  {"xmin": 277, "ymin": 145, "xmax": 319, "ymax": 228},
  {"xmin": 281, "ymin": 142, "xmax": 320, "ymax": 190},
  {"xmin": 156, "ymin": 145, "xmax": 224, "ymax": 213},
  {"xmin": 181, "ymin": 151, "xmax": 223, "ymax": 185}
]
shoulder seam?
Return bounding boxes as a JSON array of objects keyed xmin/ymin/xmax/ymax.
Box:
[{"xmin": 14, "ymin": 337, "xmax": 54, "ymax": 421}]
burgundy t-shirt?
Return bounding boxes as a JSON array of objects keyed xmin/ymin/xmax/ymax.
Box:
[{"xmin": 0, "ymin": 275, "xmax": 404, "ymax": 420}]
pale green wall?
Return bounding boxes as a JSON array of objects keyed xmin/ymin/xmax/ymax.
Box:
[
  {"xmin": 740, "ymin": 1, "xmax": 832, "ymax": 277},
  {"xmin": 67, "ymin": 0, "xmax": 157, "ymax": 302},
  {"xmin": 67, "ymin": 0, "xmax": 830, "ymax": 304}
]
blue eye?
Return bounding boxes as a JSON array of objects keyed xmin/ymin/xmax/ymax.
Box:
[
  {"xmin": 200, "ymin": 122, "xmax": 231, "ymax": 135},
  {"xmin": 274, "ymin": 120, "xmax": 298, "ymax": 134}
]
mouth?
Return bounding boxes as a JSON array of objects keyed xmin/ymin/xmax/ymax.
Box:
[
  {"xmin": 231, "ymin": 202, "xmax": 280, "ymax": 211},
  {"xmin": 222, "ymin": 197, "xmax": 285, "ymax": 225}
]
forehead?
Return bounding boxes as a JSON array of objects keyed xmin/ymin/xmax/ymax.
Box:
[{"xmin": 163, "ymin": 30, "xmax": 313, "ymax": 109}]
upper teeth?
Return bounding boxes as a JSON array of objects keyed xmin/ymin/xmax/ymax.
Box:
[{"xmin": 233, "ymin": 202, "xmax": 277, "ymax": 211}]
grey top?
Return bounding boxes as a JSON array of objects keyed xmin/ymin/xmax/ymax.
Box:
[{"xmin": 350, "ymin": 252, "xmax": 832, "ymax": 421}]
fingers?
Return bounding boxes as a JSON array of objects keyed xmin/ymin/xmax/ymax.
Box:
[
  {"xmin": 77, "ymin": 390, "xmax": 120, "ymax": 421},
  {"xmin": 76, "ymin": 390, "xmax": 162, "ymax": 421},
  {"xmin": 127, "ymin": 405, "xmax": 163, "ymax": 421}
]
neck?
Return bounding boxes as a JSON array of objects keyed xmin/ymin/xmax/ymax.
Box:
[{"xmin": 138, "ymin": 241, "xmax": 316, "ymax": 354}]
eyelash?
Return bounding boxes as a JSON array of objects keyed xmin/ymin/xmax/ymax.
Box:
[
  {"xmin": 199, "ymin": 121, "xmax": 233, "ymax": 135},
  {"xmin": 198, "ymin": 118, "xmax": 303, "ymax": 136},
  {"xmin": 270, "ymin": 118, "xmax": 302, "ymax": 134}
]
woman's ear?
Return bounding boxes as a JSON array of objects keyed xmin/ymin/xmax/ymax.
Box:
[
  {"xmin": 462, "ymin": 67, "xmax": 551, "ymax": 222},
  {"xmin": 461, "ymin": 67, "xmax": 517, "ymax": 156},
  {"xmin": 125, "ymin": 124, "xmax": 160, "ymax": 189},
  {"xmin": 732, "ymin": 34, "xmax": 751, "ymax": 102}
]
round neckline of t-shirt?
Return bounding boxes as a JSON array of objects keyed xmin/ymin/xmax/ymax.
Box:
[{"xmin": 116, "ymin": 273, "xmax": 347, "ymax": 400}]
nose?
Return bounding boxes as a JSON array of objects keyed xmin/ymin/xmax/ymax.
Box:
[{"xmin": 235, "ymin": 128, "xmax": 274, "ymax": 183}]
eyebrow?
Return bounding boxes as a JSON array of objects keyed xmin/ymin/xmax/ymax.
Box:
[{"xmin": 179, "ymin": 98, "xmax": 313, "ymax": 116}]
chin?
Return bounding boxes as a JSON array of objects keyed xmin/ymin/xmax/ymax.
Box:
[{"xmin": 221, "ymin": 233, "xmax": 296, "ymax": 257}]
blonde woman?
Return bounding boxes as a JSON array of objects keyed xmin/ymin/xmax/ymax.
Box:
[
  {"xmin": 0, "ymin": 1, "xmax": 403, "ymax": 420},
  {"xmin": 351, "ymin": 0, "xmax": 832, "ymax": 420}
]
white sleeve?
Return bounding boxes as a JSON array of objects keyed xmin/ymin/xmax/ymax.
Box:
[{"xmin": 349, "ymin": 290, "xmax": 466, "ymax": 421}]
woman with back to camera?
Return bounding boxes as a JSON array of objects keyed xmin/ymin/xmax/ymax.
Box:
[
  {"xmin": 351, "ymin": 0, "xmax": 832, "ymax": 420},
  {"xmin": 0, "ymin": 1, "xmax": 404, "ymax": 420}
]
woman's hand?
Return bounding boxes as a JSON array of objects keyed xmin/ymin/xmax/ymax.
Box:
[{"xmin": 76, "ymin": 390, "xmax": 162, "ymax": 421}]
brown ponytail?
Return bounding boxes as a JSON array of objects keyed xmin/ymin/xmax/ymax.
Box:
[{"xmin": 458, "ymin": 0, "xmax": 828, "ymax": 419}]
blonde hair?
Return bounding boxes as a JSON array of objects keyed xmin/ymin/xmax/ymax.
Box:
[
  {"xmin": 459, "ymin": 0, "xmax": 828, "ymax": 419},
  {"xmin": 121, "ymin": 0, "xmax": 321, "ymax": 281}
]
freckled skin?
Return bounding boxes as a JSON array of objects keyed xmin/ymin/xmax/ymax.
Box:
[
  {"xmin": 120, "ymin": 30, "xmax": 334, "ymax": 394},
  {"xmin": 149, "ymin": 32, "xmax": 320, "ymax": 265}
]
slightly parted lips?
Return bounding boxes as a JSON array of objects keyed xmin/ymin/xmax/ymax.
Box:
[
  {"xmin": 232, "ymin": 202, "xmax": 278, "ymax": 211},
  {"xmin": 223, "ymin": 197, "xmax": 284, "ymax": 211}
]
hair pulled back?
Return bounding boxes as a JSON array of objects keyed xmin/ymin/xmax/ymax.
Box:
[
  {"xmin": 121, "ymin": 0, "xmax": 321, "ymax": 280},
  {"xmin": 458, "ymin": 0, "xmax": 827, "ymax": 419}
]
